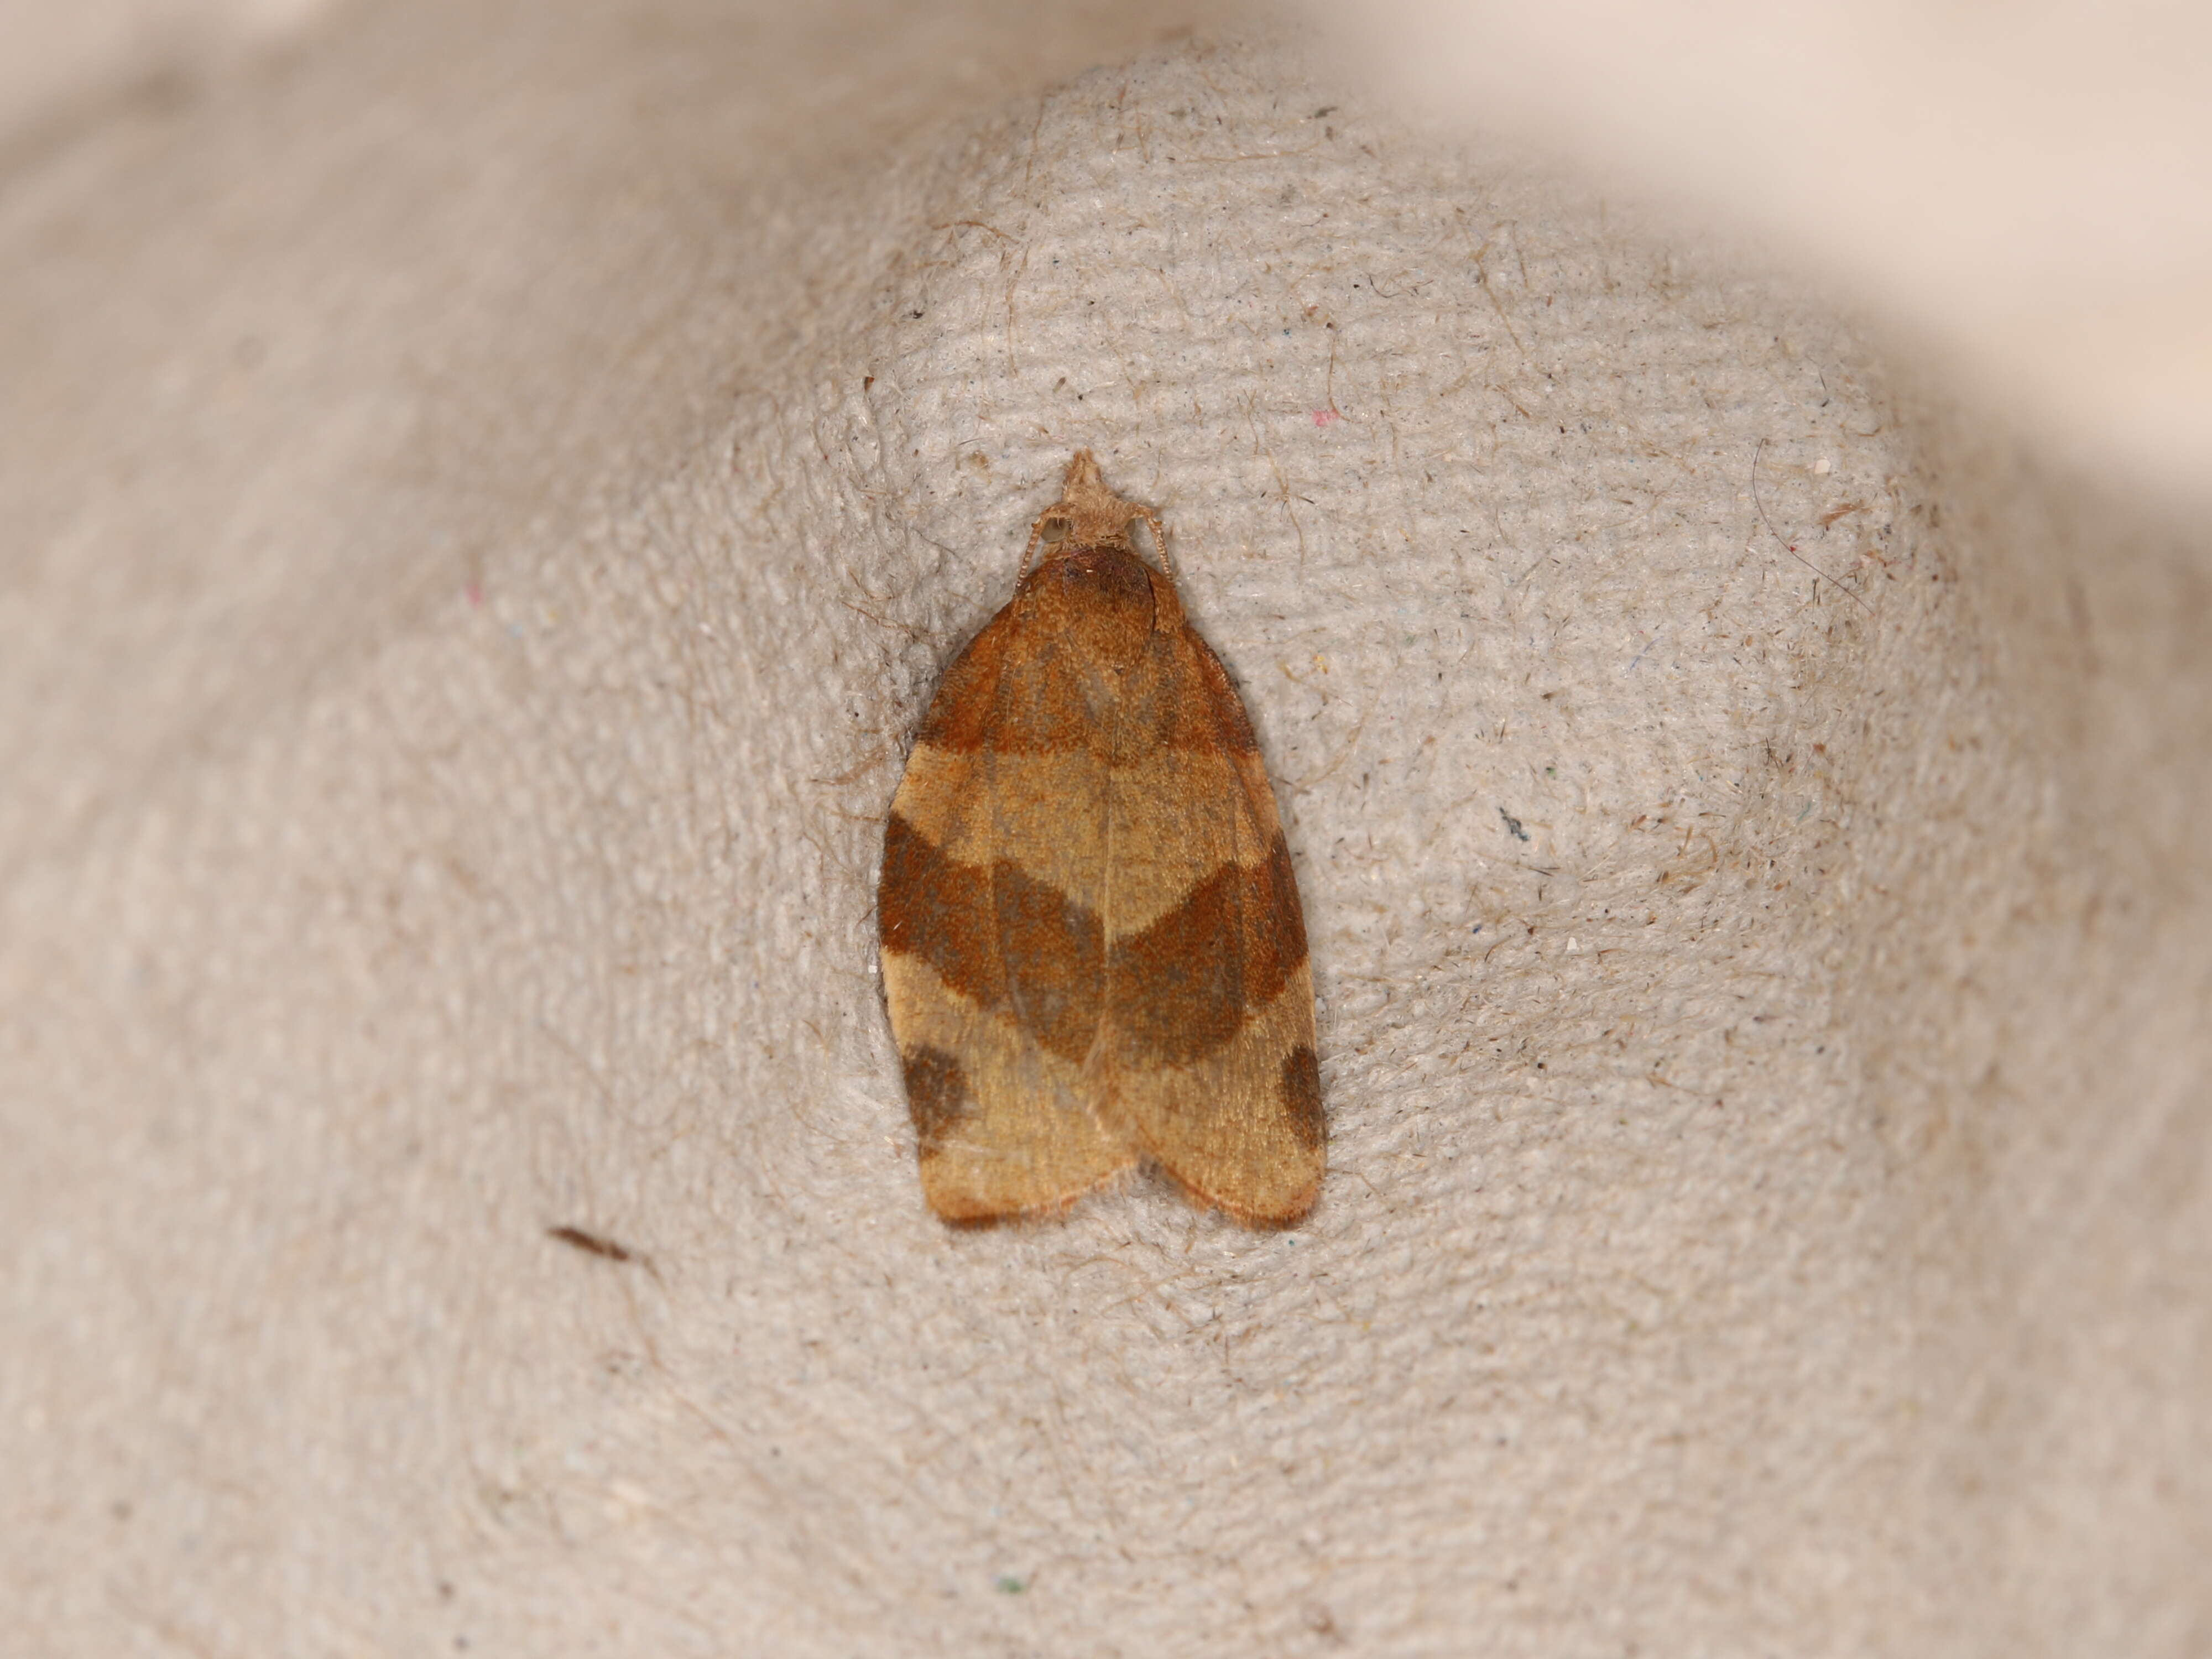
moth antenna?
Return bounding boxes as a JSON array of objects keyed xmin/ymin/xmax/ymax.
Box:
[
  {"xmin": 1017, "ymin": 514, "xmax": 1049, "ymax": 582},
  {"xmin": 1137, "ymin": 506, "xmax": 1175, "ymax": 585}
]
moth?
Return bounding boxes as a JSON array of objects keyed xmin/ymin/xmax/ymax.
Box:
[{"xmin": 878, "ymin": 451, "xmax": 1323, "ymax": 1226}]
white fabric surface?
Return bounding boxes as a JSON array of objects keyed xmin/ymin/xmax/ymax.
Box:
[
  {"xmin": 1321, "ymin": 0, "xmax": 2212, "ymax": 500},
  {"xmin": 4, "ymin": 3, "xmax": 2206, "ymax": 1654}
]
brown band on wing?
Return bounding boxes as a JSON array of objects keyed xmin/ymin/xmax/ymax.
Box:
[
  {"xmin": 1107, "ymin": 628, "xmax": 1265, "ymax": 759},
  {"xmin": 913, "ymin": 614, "xmax": 1014, "ymax": 752},
  {"xmin": 1249, "ymin": 831, "xmax": 1310, "ymax": 994},
  {"xmin": 1279, "ymin": 1044, "xmax": 1326, "ymax": 1154},
  {"xmin": 881, "ymin": 812, "xmax": 1103, "ymax": 1062},
  {"xmin": 994, "ymin": 854, "xmax": 1104, "ymax": 1064},
  {"xmin": 1107, "ymin": 831, "xmax": 1309, "ymax": 1066},
  {"xmin": 984, "ymin": 552, "xmax": 1156, "ymax": 754},
  {"xmin": 1178, "ymin": 629, "xmax": 1264, "ymax": 755},
  {"xmin": 880, "ymin": 812, "xmax": 1007, "ymax": 1006},
  {"xmin": 901, "ymin": 1046, "xmax": 973, "ymax": 1152},
  {"xmin": 979, "ymin": 631, "xmax": 1109, "ymax": 755}
]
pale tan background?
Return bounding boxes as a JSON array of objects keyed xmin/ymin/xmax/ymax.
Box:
[{"xmin": 3, "ymin": 2, "xmax": 2206, "ymax": 1655}]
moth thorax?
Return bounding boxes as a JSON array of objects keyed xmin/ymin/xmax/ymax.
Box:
[{"xmin": 1023, "ymin": 543, "xmax": 1157, "ymax": 664}]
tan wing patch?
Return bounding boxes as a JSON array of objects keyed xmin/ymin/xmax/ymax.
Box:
[
  {"xmin": 884, "ymin": 954, "xmax": 1135, "ymax": 1224},
  {"xmin": 1107, "ymin": 962, "xmax": 1323, "ymax": 1225},
  {"xmin": 1096, "ymin": 626, "xmax": 1321, "ymax": 1224}
]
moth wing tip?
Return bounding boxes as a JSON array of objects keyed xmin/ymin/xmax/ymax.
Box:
[
  {"xmin": 920, "ymin": 1156, "xmax": 1139, "ymax": 1229},
  {"xmin": 1146, "ymin": 1151, "xmax": 1323, "ymax": 1231}
]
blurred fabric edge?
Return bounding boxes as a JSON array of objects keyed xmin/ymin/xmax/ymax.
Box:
[
  {"xmin": 0, "ymin": 0, "xmax": 336, "ymax": 157},
  {"xmin": 8, "ymin": 0, "xmax": 2207, "ymax": 502},
  {"xmin": 1309, "ymin": 0, "xmax": 2212, "ymax": 508}
]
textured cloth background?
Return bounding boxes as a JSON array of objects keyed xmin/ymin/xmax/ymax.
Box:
[{"xmin": 4, "ymin": 2, "xmax": 2208, "ymax": 1656}]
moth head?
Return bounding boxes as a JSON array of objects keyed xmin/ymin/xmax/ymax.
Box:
[
  {"xmin": 1047, "ymin": 449, "xmax": 1140, "ymax": 549},
  {"xmin": 1024, "ymin": 451, "xmax": 1177, "ymax": 622}
]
